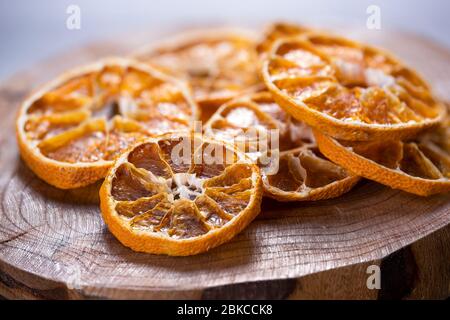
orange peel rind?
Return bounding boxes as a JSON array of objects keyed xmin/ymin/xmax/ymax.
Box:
[
  {"xmin": 262, "ymin": 33, "xmax": 446, "ymax": 141},
  {"xmin": 100, "ymin": 132, "xmax": 263, "ymax": 256},
  {"xmin": 314, "ymin": 118, "xmax": 450, "ymax": 196},
  {"xmin": 16, "ymin": 57, "xmax": 198, "ymax": 189}
]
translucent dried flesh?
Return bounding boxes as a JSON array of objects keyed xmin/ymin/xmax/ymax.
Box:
[
  {"xmin": 266, "ymin": 157, "xmax": 303, "ymax": 192},
  {"xmin": 138, "ymin": 36, "xmax": 261, "ymax": 103},
  {"xmin": 131, "ymin": 202, "xmax": 172, "ymax": 229},
  {"xmin": 110, "ymin": 137, "xmax": 257, "ymax": 240},
  {"xmin": 111, "ymin": 163, "xmax": 167, "ymax": 201},
  {"xmin": 157, "ymin": 137, "xmax": 194, "ymax": 174},
  {"xmin": 104, "ymin": 130, "xmax": 146, "ymax": 161},
  {"xmin": 266, "ymin": 35, "xmax": 443, "ymax": 126},
  {"xmin": 24, "ymin": 118, "xmax": 79, "ymax": 141},
  {"xmin": 42, "ymin": 130, "xmax": 107, "ymax": 163},
  {"xmin": 195, "ymin": 195, "xmax": 231, "ymax": 227},
  {"xmin": 204, "ymin": 92, "xmax": 357, "ymax": 199},
  {"xmin": 116, "ymin": 194, "xmax": 168, "ymax": 218},
  {"xmin": 191, "ymin": 143, "xmax": 236, "ymax": 179},
  {"xmin": 127, "ymin": 142, "xmax": 172, "ymax": 178},
  {"xmin": 21, "ymin": 63, "xmax": 196, "ymax": 165}
]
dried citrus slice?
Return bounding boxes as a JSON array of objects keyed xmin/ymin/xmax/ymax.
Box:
[
  {"xmin": 257, "ymin": 21, "xmax": 310, "ymax": 55},
  {"xmin": 99, "ymin": 133, "xmax": 262, "ymax": 256},
  {"xmin": 264, "ymin": 146, "xmax": 360, "ymax": 201},
  {"xmin": 133, "ymin": 28, "xmax": 262, "ymax": 121},
  {"xmin": 262, "ymin": 33, "xmax": 446, "ymax": 141},
  {"xmin": 16, "ymin": 58, "xmax": 198, "ymax": 189},
  {"xmin": 204, "ymin": 91, "xmax": 359, "ymax": 201},
  {"xmin": 204, "ymin": 91, "xmax": 309, "ymax": 152},
  {"xmin": 314, "ymin": 115, "xmax": 450, "ymax": 196}
]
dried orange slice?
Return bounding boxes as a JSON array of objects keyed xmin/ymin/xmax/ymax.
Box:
[
  {"xmin": 133, "ymin": 28, "xmax": 262, "ymax": 121},
  {"xmin": 314, "ymin": 115, "xmax": 450, "ymax": 196},
  {"xmin": 204, "ymin": 91, "xmax": 359, "ymax": 201},
  {"xmin": 257, "ymin": 21, "xmax": 310, "ymax": 55},
  {"xmin": 262, "ymin": 33, "xmax": 446, "ymax": 141},
  {"xmin": 16, "ymin": 58, "xmax": 198, "ymax": 189},
  {"xmin": 264, "ymin": 146, "xmax": 360, "ymax": 201},
  {"xmin": 99, "ymin": 133, "xmax": 262, "ymax": 256},
  {"xmin": 204, "ymin": 91, "xmax": 309, "ymax": 152}
]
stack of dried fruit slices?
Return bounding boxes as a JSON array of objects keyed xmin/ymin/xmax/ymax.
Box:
[{"xmin": 15, "ymin": 22, "xmax": 449, "ymax": 256}]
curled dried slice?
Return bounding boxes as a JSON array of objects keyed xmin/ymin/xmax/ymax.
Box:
[
  {"xmin": 263, "ymin": 146, "xmax": 360, "ymax": 201},
  {"xmin": 133, "ymin": 28, "xmax": 262, "ymax": 121},
  {"xmin": 16, "ymin": 58, "xmax": 198, "ymax": 189},
  {"xmin": 262, "ymin": 33, "xmax": 446, "ymax": 141},
  {"xmin": 314, "ymin": 120, "xmax": 450, "ymax": 196},
  {"xmin": 100, "ymin": 133, "xmax": 262, "ymax": 256},
  {"xmin": 204, "ymin": 91, "xmax": 359, "ymax": 201}
]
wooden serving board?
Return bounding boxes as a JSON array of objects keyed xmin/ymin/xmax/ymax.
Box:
[{"xmin": 0, "ymin": 27, "xmax": 449, "ymax": 300}]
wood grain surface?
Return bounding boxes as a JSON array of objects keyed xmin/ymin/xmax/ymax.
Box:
[{"xmin": 0, "ymin": 28, "xmax": 449, "ymax": 299}]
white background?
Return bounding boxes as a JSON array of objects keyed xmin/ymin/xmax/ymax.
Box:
[{"xmin": 1, "ymin": 0, "xmax": 449, "ymax": 80}]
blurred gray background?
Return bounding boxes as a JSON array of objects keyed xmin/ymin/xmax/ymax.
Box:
[{"xmin": 1, "ymin": 0, "xmax": 449, "ymax": 80}]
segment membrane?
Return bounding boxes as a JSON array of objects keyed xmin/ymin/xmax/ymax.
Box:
[
  {"xmin": 131, "ymin": 202, "xmax": 173, "ymax": 229},
  {"xmin": 162, "ymin": 199, "xmax": 210, "ymax": 239},
  {"xmin": 127, "ymin": 142, "xmax": 172, "ymax": 178},
  {"xmin": 205, "ymin": 189, "xmax": 251, "ymax": 216},
  {"xmin": 111, "ymin": 163, "xmax": 168, "ymax": 201},
  {"xmin": 116, "ymin": 193, "xmax": 169, "ymax": 218},
  {"xmin": 39, "ymin": 119, "xmax": 108, "ymax": 163},
  {"xmin": 195, "ymin": 195, "xmax": 231, "ymax": 227}
]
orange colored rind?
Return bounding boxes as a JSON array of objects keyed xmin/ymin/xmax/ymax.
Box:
[
  {"xmin": 100, "ymin": 133, "xmax": 262, "ymax": 256},
  {"xmin": 314, "ymin": 120, "xmax": 450, "ymax": 196},
  {"xmin": 16, "ymin": 58, "xmax": 198, "ymax": 189},
  {"xmin": 262, "ymin": 33, "xmax": 446, "ymax": 141}
]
